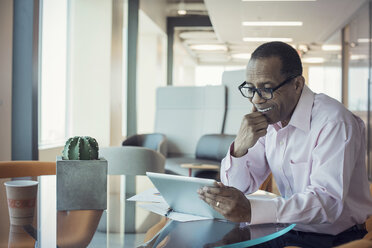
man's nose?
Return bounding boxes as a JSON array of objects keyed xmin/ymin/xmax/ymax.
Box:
[{"xmin": 251, "ymin": 91, "xmax": 266, "ymax": 104}]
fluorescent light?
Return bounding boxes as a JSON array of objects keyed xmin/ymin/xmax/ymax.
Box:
[
  {"xmin": 302, "ymin": 57, "xmax": 324, "ymax": 63},
  {"xmin": 231, "ymin": 53, "xmax": 252, "ymax": 60},
  {"xmin": 177, "ymin": 9, "xmax": 187, "ymax": 15},
  {"xmin": 321, "ymin": 44, "xmax": 341, "ymax": 51},
  {"xmin": 350, "ymin": 54, "xmax": 367, "ymax": 60},
  {"xmin": 242, "ymin": 21, "xmax": 302, "ymax": 26},
  {"xmin": 357, "ymin": 38, "xmax": 372, "ymax": 43},
  {"xmin": 243, "ymin": 37, "xmax": 293, "ymax": 42},
  {"xmin": 190, "ymin": 44, "xmax": 227, "ymax": 51},
  {"xmin": 242, "ymin": 0, "xmax": 316, "ymax": 1}
]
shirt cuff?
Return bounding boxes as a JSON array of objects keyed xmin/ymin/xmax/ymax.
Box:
[
  {"xmin": 249, "ymin": 198, "xmax": 278, "ymax": 224},
  {"xmin": 224, "ymin": 142, "xmax": 250, "ymax": 172}
]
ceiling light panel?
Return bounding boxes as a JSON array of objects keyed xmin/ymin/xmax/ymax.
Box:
[
  {"xmin": 242, "ymin": 21, "xmax": 303, "ymax": 26},
  {"xmin": 357, "ymin": 38, "xmax": 372, "ymax": 43},
  {"xmin": 179, "ymin": 32, "xmax": 217, "ymax": 40},
  {"xmin": 190, "ymin": 44, "xmax": 227, "ymax": 51},
  {"xmin": 242, "ymin": 0, "xmax": 316, "ymax": 1},
  {"xmin": 350, "ymin": 54, "xmax": 367, "ymax": 60},
  {"xmin": 302, "ymin": 57, "xmax": 324, "ymax": 63},
  {"xmin": 321, "ymin": 44, "xmax": 341, "ymax": 51},
  {"xmin": 243, "ymin": 37, "xmax": 293, "ymax": 42},
  {"xmin": 231, "ymin": 53, "xmax": 252, "ymax": 60}
]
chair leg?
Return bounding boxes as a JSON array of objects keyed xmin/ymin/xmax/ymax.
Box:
[
  {"xmin": 259, "ymin": 173, "xmax": 273, "ymax": 192},
  {"xmin": 144, "ymin": 217, "xmax": 168, "ymax": 242}
]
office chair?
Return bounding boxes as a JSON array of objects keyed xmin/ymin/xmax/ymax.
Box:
[
  {"xmin": 0, "ymin": 161, "xmax": 56, "ymax": 178},
  {"xmin": 99, "ymin": 146, "xmax": 166, "ymax": 233},
  {"xmin": 122, "ymin": 133, "xmax": 167, "ymax": 157}
]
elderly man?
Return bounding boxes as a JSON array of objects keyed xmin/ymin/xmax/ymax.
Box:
[{"xmin": 198, "ymin": 41, "xmax": 372, "ymax": 247}]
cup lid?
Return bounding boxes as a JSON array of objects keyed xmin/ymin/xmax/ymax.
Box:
[{"xmin": 4, "ymin": 180, "xmax": 39, "ymax": 187}]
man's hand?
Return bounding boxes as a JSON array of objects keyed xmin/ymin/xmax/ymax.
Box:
[
  {"xmin": 198, "ymin": 182, "xmax": 251, "ymax": 223},
  {"xmin": 233, "ymin": 106, "xmax": 268, "ymax": 157}
]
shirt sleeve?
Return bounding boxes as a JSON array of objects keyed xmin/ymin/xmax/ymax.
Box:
[
  {"xmin": 249, "ymin": 121, "xmax": 362, "ymax": 225},
  {"xmin": 220, "ymin": 136, "xmax": 271, "ymax": 194}
]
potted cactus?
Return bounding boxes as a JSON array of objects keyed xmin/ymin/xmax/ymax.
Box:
[{"xmin": 56, "ymin": 136, "xmax": 107, "ymax": 211}]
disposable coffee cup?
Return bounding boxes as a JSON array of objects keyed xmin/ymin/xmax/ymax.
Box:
[{"xmin": 4, "ymin": 180, "xmax": 38, "ymax": 226}]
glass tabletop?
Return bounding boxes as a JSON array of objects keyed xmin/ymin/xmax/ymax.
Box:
[
  {"xmin": 140, "ymin": 220, "xmax": 295, "ymax": 248},
  {"xmin": 0, "ymin": 175, "xmax": 295, "ymax": 248}
]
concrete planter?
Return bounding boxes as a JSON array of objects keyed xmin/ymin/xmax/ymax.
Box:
[{"xmin": 56, "ymin": 156, "xmax": 107, "ymax": 211}]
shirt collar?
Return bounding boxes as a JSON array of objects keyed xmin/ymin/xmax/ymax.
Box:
[
  {"xmin": 271, "ymin": 85, "xmax": 314, "ymax": 132},
  {"xmin": 288, "ymin": 85, "xmax": 314, "ymax": 132}
]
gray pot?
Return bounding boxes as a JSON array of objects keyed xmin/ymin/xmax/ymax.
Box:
[{"xmin": 56, "ymin": 156, "xmax": 107, "ymax": 211}]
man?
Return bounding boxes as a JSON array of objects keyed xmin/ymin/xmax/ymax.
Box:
[{"xmin": 198, "ymin": 41, "xmax": 372, "ymax": 247}]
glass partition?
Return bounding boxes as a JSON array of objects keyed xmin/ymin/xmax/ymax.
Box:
[
  {"xmin": 348, "ymin": 4, "xmax": 369, "ymax": 125},
  {"xmin": 346, "ymin": 2, "xmax": 371, "ymax": 180},
  {"xmin": 307, "ymin": 30, "xmax": 342, "ymax": 103}
]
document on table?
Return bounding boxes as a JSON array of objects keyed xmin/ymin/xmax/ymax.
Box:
[
  {"xmin": 138, "ymin": 202, "xmax": 211, "ymax": 222},
  {"xmin": 126, "ymin": 188, "xmax": 212, "ymax": 222},
  {"xmin": 127, "ymin": 187, "xmax": 165, "ymax": 203}
]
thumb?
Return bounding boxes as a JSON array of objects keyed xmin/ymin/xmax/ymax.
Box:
[{"xmin": 252, "ymin": 105, "xmax": 257, "ymax": 113}]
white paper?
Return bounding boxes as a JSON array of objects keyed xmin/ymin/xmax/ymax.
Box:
[
  {"xmin": 138, "ymin": 202, "xmax": 211, "ymax": 222},
  {"xmin": 126, "ymin": 188, "xmax": 165, "ymax": 203}
]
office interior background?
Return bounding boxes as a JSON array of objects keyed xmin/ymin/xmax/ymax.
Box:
[{"xmin": 0, "ymin": 0, "xmax": 371, "ymax": 188}]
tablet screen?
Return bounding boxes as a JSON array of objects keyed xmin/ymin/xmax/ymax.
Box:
[{"xmin": 147, "ymin": 172, "xmax": 224, "ymax": 219}]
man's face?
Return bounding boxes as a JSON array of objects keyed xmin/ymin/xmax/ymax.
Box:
[{"xmin": 245, "ymin": 56, "xmax": 303, "ymax": 124}]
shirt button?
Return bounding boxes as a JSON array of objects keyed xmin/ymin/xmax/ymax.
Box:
[{"xmin": 280, "ymin": 141, "xmax": 284, "ymax": 145}]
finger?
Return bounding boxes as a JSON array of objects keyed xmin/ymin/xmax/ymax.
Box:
[
  {"xmin": 202, "ymin": 191, "xmax": 228, "ymax": 202},
  {"xmin": 202, "ymin": 186, "xmax": 234, "ymax": 197},
  {"xmin": 213, "ymin": 181, "xmax": 225, "ymax": 188},
  {"xmin": 244, "ymin": 112, "xmax": 263, "ymax": 119},
  {"xmin": 249, "ymin": 117, "xmax": 269, "ymax": 126},
  {"xmin": 217, "ymin": 182, "xmax": 225, "ymax": 187},
  {"xmin": 244, "ymin": 114, "xmax": 267, "ymax": 124},
  {"xmin": 252, "ymin": 105, "xmax": 257, "ymax": 112},
  {"xmin": 254, "ymin": 129, "xmax": 267, "ymax": 138},
  {"xmin": 252, "ymin": 122, "xmax": 268, "ymax": 131},
  {"xmin": 201, "ymin": 194, "xmax": 227, "ymax": 212}
]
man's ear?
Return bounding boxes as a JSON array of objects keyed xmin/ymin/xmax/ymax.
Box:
[{"xmin": 294, "ymin": 76, "xmax": 305, "ymax": 93}]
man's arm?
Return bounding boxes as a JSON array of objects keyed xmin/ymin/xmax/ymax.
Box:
[
  {"xmin": 248, "ymin": 121, "xmax": 361, "ymax": 225},
  {"xmin": 221, "ymin": 106, "xmax": 270, "ymax": 193},
  {"xmin": 221, "ymin": 137, "xmax": 270, "ymax": 194}
]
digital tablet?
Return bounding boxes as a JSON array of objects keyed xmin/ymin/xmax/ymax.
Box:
[{"xmin": 146, "ymin": 172, "xmax": 224, "ymax": 219}]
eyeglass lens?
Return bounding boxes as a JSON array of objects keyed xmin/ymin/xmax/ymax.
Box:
[{"xmin": 240, "ymin": 87, "xmax": 272, "ymax": 100}]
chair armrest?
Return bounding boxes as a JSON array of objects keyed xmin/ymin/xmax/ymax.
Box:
[{"xmin": 195, "ymin": 134, "xmax": 236, "ymax": 161}]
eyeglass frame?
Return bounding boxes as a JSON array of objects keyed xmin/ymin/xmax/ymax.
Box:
[{"xmin": 238, "ymin": 74, "xmax": 300, "ymax": 100}]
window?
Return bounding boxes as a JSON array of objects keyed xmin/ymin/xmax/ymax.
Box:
[{"xmin": 39, "ymin": 0, "xmax": 68, "ymax": 148}]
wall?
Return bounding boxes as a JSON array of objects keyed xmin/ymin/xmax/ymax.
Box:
[
  {"xmin": 68, "ymin": 0, "xmax": 112, "ymax": 147},
  {"xmin": 173, "ymin": 41, "xmax": 196, "ymax": 86},
  {"xmin": 139, "ymin": 0, "xmax": 167, "ymax": 33},
  {"xmin": 39, "ymin": 146, "xmax": 63, "ymax": 162},
  {"xmin": 137, "ymin": 11, "xmax": 167, "ymax": 134},
  {"xmin": 0, "ymin": 0, "xmax": 13, "ymax": 161}
]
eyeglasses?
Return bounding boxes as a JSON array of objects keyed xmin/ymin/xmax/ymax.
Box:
[{"xmin": 238, "ymin": 75, "xmax": 299, "ymax": 100}]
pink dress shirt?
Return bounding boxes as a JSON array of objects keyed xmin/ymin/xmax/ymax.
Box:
[{"xmin": 221, "ymin": 85, "xmax": 372, "ymax": 235}]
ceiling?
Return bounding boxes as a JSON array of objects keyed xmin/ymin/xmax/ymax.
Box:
[{"xmin": 166, "ymin": 0, "xmax": 368, "ymax": 65}]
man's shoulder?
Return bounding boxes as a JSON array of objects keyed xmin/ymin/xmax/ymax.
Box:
[{"xmin": 312, "ymin": 93, "xmax": 356, "ymax": 126}]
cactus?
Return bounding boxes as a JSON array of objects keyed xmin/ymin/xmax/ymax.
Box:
[{"xmin": 62, "ymin": 136, "xmax": 99, "ymax": 160}]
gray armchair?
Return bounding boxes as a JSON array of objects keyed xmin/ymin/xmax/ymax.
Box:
[
  {"xmin": 122, "ymin": 133, "xmax": 167, "ymax": 157},
  {"xmin": 165, "ymin": 134, "xmax": 236, "ymax": 179},
  {"xmin": 98, "ymin": 146, "xmax": 166, "ymax": 233}
]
